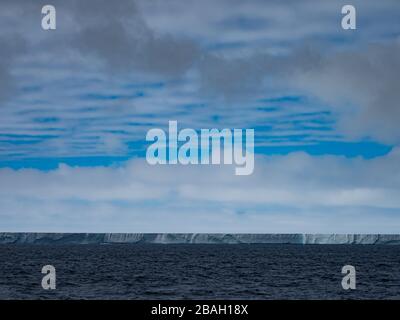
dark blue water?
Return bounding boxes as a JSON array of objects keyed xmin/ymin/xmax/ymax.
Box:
[{"xmin": 1, "ymin": 244, "xmax": 400, "ymax": 299}]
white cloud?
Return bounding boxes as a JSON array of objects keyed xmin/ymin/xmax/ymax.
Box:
[{"xmin": 1, "ymin": 149, "xmax": 400, "ymax": 232}]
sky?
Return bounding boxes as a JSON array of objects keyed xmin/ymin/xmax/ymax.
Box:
[{"xmin": 0, "ymin": 0, "xmax": 399, "ymax": 233}]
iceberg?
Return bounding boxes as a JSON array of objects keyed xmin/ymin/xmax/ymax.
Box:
[{"xmin": 1, "ymin": 233, "xmax": 400, "ymax": 244}]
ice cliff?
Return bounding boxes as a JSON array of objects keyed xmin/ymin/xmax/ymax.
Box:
[{"xmin": 1, "ymin": 233, "xmax": 400, "ymax": 244}]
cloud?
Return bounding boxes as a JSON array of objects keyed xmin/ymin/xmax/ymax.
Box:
[
  {"xmin": 1, "ymin": 0, "xmax": 399, "ymax": 144},
  {"xmin": 69, "ymin": 0, "xmax": 201, "ymax": 76},
  {"xmin": 195, "ymin": 41, "xmax": 400, "ymax": 145},
  {"xmin": 1, "ymin": 0, "xmax": 400, "ymax": 234},
  {"xmin": 0, "ymin": 34, "xmax": 26, "ymax": 101},
  {"xmin": 1, "ymin": 149, "xmax": 400, "ymax": 232},
  {"xmin": 135, "ymin": 0, "xmax": 400, "ymax": 143},
  {"xmin": 0, "ymin": 0, "xmax": 399, "ymax": 171},
  {"xmin": 196, "ymin": 38, "xmax": 400, "ymax": 143},
  {"xmin": 289, "ymin": 40, "xmax": 400, "ymax": 144}
]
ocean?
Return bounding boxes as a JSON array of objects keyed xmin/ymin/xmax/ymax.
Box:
[{"xmin": 1, "ymin": 244, "xmax": 400, "ymax": 299}]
